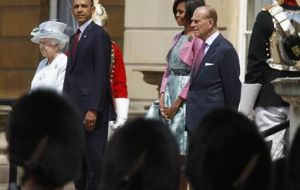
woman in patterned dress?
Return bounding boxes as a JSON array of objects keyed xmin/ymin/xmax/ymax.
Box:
[{"xmin": 159, "ymin": 0, "xmax": 204, "ymax": 155}]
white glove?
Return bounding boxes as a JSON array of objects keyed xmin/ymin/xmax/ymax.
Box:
[
  {"xmin": 238, "ymin": 83, "xmax": 262, "ymax": 118},
  {"xmin": 108, "ymin": 98, "xmax": 130, "ymax": 140}
]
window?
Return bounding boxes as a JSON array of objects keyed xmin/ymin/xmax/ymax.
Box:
[
  {"xmin": 49, "ymin": 0, "xmax": 76, "ymax": 36},
  {"xmin": 238, "ymin": 0, "xmax": 275, "ymax": 81}
]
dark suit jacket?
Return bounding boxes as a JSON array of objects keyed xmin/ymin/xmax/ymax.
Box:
[
  {"xmin": 245, "ymin": 9, "xmax": 300, "ymax": 107},
  {"xmin": 63, "ymin": 21, "xmax": 113, "ymax": 124},
  {"xmin": 186, "ymin": 34, "xmax": 241, "ymax": 130}
]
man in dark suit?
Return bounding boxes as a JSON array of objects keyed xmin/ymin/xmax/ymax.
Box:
[
  {"xmin": 63, "ymin": 0, "xmax": 113, "ymax": 190},
  {"xmin": 186, "ymin": 5, "xmax": 241, "ymax": 131}
]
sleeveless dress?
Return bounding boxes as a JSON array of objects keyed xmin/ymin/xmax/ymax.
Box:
[{"xmin": 164, "ymin": 35, "xmax": 191, "ymax": 155}]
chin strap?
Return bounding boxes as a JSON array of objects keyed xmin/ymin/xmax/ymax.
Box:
[
  {"xmin": 108, "ymin": 98, "xmax": 130, "ymax": 140},
  {"xmin": 232, "ymin": 154, "xmax": 260, "ymax": 190}
]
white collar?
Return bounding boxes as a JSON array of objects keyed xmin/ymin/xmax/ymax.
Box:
[
  {"xmin": 78, "ymin": 19, "xmax": 92, "ymax": 34},
  {"xmin": 205, "ymin": 31, "xmax": 220, "ymax": 47},
  {"xmin": 45, "ymin": 53, "xmax": 65, "ymax": 68}
]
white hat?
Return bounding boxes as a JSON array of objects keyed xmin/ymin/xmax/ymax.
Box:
[
  {"xmin": 31, "ymin": 21, "xmax": 69, "ymax": 44},
  {"xmin": 92, "ymin": 3, "xmax": 108, "ymax": 27}
]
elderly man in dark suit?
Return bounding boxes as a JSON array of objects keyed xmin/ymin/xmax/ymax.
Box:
[
  {"xmin": 63, "ymin": 0, "xmax": 113, "ymax": 190},
  {"xmin": 186, "ymin": 5, "xmax": 241, "ymax": 131}
]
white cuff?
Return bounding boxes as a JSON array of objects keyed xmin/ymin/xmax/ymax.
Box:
[
  {"xmin": 238, "ymin": 83, "xmax": 261, "ymax": 116},
  {"xmin": 114, "ymin": 98, "xmax": 129, "ymax": 124}
]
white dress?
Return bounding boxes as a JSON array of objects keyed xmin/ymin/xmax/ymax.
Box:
[{"xmin": 31, "ymin": 53, "xmax": 67, "ymax": 93}]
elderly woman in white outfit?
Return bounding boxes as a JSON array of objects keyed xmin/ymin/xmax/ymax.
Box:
[{"xmin": 30, "ymin": 20, "xmax": 69, "ymax": 93}]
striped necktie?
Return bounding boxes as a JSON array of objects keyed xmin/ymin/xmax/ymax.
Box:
[{"xmin": 194, "ymin": 42, "xmax": 207, "ymax": 71}]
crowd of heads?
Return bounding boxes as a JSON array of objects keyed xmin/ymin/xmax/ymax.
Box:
[{"xmin": 7, "ymin": 89, "xmax": 300, "ymax": 190}]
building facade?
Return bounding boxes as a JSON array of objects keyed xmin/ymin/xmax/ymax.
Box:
[
  {"xmin": 0, "ymin": 0, "xmax": 274, "ymax": 112},
  {"xmin": 0, "ymin": 0, "xmax": 276, "ymax": 183}
]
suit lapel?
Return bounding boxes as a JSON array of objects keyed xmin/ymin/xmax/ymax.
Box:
[
  {"xmin": 68, "ymin": 34, "xmax": 76, "ymax": 71},
  {"xmin": 190, "ymin": 34, "xmax": 223, "ymax": 87}
]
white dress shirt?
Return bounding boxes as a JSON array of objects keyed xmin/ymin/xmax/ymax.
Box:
[
  {"xmin": 204, "ymin": 31, "xmax": 220, "ymax": 54},
  {"xmin": 78, "ymin": 19, "xmax": 93, "ymax": 40}
]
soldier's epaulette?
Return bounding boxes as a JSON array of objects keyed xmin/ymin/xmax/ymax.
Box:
[{"xmin": 262, "ymin": 3, "xmax": 277, "ymax": 11}]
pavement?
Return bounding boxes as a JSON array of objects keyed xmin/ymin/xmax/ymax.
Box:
[
  {"xmin": 0, "ymin": 185, "xmax": 6, "ymax": 190},
  {"xmin": 0, "ymin": 160, "xmax": 8, "ymax": 190}
]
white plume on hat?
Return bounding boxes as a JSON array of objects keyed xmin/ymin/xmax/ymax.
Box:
[
  {"xmin": 31, "ymin": 20, "xmax": 69, "ymax": 44},
  {"xmin": 92, "ymin": 2, "xmax": 108, "ymax": 27}
]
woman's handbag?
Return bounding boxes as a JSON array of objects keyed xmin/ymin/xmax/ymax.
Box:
[{"xmin": 145, "ymin": 100, "xmax": 162, "ymax": 120}]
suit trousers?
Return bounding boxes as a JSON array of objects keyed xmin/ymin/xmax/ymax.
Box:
[{"xmin": 75, "ymin": 123, "xmax": 108, "ymax": 190}]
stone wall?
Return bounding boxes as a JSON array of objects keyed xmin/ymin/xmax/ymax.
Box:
[{"xmin": 0, "ymin": 0, "xmax": 49, "ymax": 99}]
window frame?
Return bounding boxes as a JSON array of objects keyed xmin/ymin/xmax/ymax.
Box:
[{"xmin": 238, "ymin": 0, "xmax": 276, "ymax": 82}]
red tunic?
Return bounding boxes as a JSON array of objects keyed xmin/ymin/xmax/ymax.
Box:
[
  {"xmin": 110, "ymin": 42, "xmax": 128, "ymax": 98},
  {"xmin": 283, "ymin": 0, "xmax": 298, "ymax": 6}
]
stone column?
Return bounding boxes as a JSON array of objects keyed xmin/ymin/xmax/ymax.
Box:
[
  {"xmin": 0, "ymin": 106, "xmax": 10, "ymax": 186},
  {"xmin": 272, "ymin": 78, "xmax": 300, "ymax": 142}
]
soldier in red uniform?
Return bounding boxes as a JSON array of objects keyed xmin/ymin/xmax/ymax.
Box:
[{"xmin": 92, "ymin": 1, "xmax": 129, "ymax": 139}]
